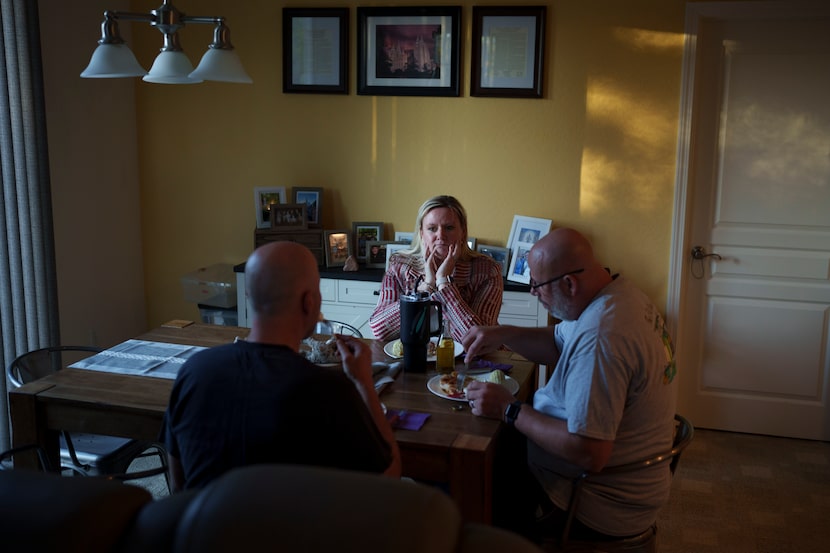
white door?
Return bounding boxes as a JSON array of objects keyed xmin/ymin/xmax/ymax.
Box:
[{"xmin": 668, "ymin": 3, "xmax": 830, "ymax": 440}]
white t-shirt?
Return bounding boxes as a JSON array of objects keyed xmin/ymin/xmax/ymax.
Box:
[{"xmin": 530, "ymin": 276, "xmax": 677, "ymax": 536}]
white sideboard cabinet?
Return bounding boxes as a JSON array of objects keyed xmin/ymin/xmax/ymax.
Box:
[{"xmin": 236, "ymin": 271, "xmax": 549, "ymax": 336}]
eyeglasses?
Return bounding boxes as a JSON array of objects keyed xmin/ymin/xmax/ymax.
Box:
[{"xmin": 529, "ymin": 268, "xmax": 585, "ymax": 290}]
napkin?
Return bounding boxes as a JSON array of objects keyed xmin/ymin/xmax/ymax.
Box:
[
  {"xmin": 470, "ymin": 359, "xmax": 512, "ymax": 372},
  {"xmin": 387, "ymin": 409, "xmax": 430, "ymax": 431}
]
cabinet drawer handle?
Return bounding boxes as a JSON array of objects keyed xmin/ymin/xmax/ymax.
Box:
[{"xmin": 373, "ymin": 290, "xmax": 379, "ymax": 295}]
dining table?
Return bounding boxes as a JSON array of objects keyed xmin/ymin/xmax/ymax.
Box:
[{"xmin": 7, "ymin": 322, "xmax": 538, "ymax": 524}]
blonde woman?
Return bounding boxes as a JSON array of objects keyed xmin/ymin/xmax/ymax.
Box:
[{"xmin": 369, "ymin": 195, "xmax": 503, "ymax": 342}]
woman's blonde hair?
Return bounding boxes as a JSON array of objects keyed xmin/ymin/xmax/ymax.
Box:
[{"xmin": 404, "ymin": 195, "xmax": 477, "ymax": 261}]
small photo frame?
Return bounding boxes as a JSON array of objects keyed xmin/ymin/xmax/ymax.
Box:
[
  {"xmin": 357, "ymin": 6, "xmax": 461, "ymax": 97},
  {"xmin": 477, "ymin": 244, "xmax": 510, "ymax": 278},
  {"xmin": 254, "ymin": 186, "xmax": 287, "ymax": 229},
  {"xmin": 467, "ymin": 237, "xmax": 477, "ymax": 250},
  {"xmin": 353, "ymin": 221, "xmax": 384, "ymax": 261},
  {"xmin": 270, "ymin": 203, "xmax": 307, "ymax": 230},
  {"xmin": 293, "ymin": 187, "xmax": 323, "ymax": 227},
  {"xmin": 365, "ymin": 240, "xmax": 392, "ymax": 269},
  {"xmin": 394, "ymin": 231, "xmax": 414, "ymax": 244},
  {"xmin": 507, "ymin": 242, "xmax": 534, "ymax": 284},
  {"xmin": 283, "ymin": 8, "xmax": 349, "ymax": 94},
  {"xmin": 324, "ymin": 230, "xmax": 351, "ymax": 268},
  {"xmin": 506, "ymin": 215, "xmax": 552, "ymax": 251},
  {"xmin": 385, "ymin": 242, "xmax": 411, "ymax": 272},
  {"xmin": 471, "ymin": 6, "xmax": 546, "ymax": 98}
]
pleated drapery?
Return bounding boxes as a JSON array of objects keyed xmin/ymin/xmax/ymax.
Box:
[{"xmin": 0, "ymin": 0, "xmax": 60, "ymax": 450}]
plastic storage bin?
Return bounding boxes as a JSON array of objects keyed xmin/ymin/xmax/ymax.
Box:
[{"xmin": 181, "ymin": 263, "xmax": 237, "ymax": 308}]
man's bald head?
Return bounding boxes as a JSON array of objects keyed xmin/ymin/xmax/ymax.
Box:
[
  {"xmin": 529, "ymin": 227, "xmax": 595, "ymax": 273},
  {"xmin": 245, "ymin": 242, "xmax": 320, "ymax": 318}
]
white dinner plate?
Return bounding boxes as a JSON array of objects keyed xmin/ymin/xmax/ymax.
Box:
[
  {"xmin": 426, "ymin": 374, "xmax": 519, "ymax": 402},
  {"xmin": 383, "ymin": 338, "xmax": 463, "ymax": 362}
]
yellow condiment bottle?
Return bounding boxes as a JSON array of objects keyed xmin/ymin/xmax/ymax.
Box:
[{"xmin": 436, "ymin": 318, "xmax": 456, "ymax": 374}]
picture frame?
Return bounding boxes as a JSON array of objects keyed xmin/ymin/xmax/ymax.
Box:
[
  {"xmin": 283, "ymin": 8, "xmax": 349, "ymax": 94},
  {"xmin": 254, "ymin": 186, "xmax": 287, "ymax": 229},
  {"xmin": 365, "ymin": 240, "xmax": 393, "ymax": 269},
  {"xmin": 385, "ymin": 242, "xmax": 411, "ymax": 272},
  {"xmin": 506, "ymin": 215, "xmax": 552, "ymax": 251},
  {"xmin": 270, "ymin": 203, "xmax": 308, "ymax": 231},
  {"xmin": 324, "ymin": 229, "xmax": 351, "ymax": 268},
  {"xmin": 394, "ymin": 231, "xmax": 414, "ymax": 244},
  {"xmin": 357, "ymin": 6, "xmax": 461, "ymax": 97},
  {"xmin": 507, "ymin": 242, "xmax": 534, "ymax": 284},
  {"xmin": 477, "ymin": 244, "xmax": 510, "ymax": 278},
  {"xmin": 467, "ymin": 236, "xmax": 477, "ymax": 250},
  {"xmin": 293, "ymin": 187, "xmax": 323, "ymax": 227},
  {"xmin": 471, "ymin": 6, "xmax": 546, "ymax": 98},
  {"xmin": 353, "ymin": 221, "xmax": 384, "ymax": 261}
]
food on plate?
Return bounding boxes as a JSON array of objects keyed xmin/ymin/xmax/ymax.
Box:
[
  {"xmin": 389, "ymin": 339, "xmax": 437, "ymax": 358},
  {"xmin": 301, "ymin": 337, "xmax": 341, "ymax": 365},
  {"xmin": 487, "ymin": 370, "xmax": 505, "ymax": 384},
  {"xmin": 438, "ymin": 371, "xmax": 474, "ymax": 399}
]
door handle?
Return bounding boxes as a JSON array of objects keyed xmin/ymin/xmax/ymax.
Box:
[{"xmin": 691, "ymin": 246, "xmax": 722, "ymax": 261}]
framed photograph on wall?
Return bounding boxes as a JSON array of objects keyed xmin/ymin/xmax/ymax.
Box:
[
  {"xmin": 506, "ymin": 215, "xmax": 552, "ymax": 251},
  {"xmin": 471, "ymin": 6, "xmax": 546, "ymax": 98},
  {"xmin": 270, "ymin": 203, "xmax": 307, "ymax": 231},
  {"xmin": 507, "ymin": 242, "xmax": 534, "ymax": 284},
  {"xmin": 324, "ymin": 230, "xmax": 351, "ymax": 268},
  {"xmin": 365, "ymin": 240, "xmax": 392, "ymax": 269},
  {"xmin": 283, "ymin": 8, "xmax": 349, "ymax": 94},
  {"xmin": 293, "ymin": 187, "xmax": 323, "ymax": 227},
  {"xmin": 353, "ymin": 221, "xmax": 384, "ymax": 261},
  {"xmin": 477, "ymin": 244, "xmax": 510, "ymax": 278},
  {"xmin": 357, "ymin": 6, "xmax": 461, "ymax": 97},
  {"xmin": 254, "ymin": 186, "xmax": 287, "ymax": 229},
  {"xmin": 385, "ymin": 242, "xmax": 411, "ymax": 272}
]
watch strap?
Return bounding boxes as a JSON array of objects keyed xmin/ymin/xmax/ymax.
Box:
[{"xmin": 504, "ymin": 401, "xmax": 523, "ymax": 426}]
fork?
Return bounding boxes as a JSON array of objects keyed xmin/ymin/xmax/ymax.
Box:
[{"xmin": 457, "ymin": 361, "xmax": 470, "ymax": 395}]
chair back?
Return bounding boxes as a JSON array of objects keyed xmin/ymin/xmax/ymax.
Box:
[
  {"xmin": 6, "ymin": 345, "xmax": 102, "ymax": 388},
  {"xmin": 555, "ymin": 414, "xmax": 695, "ymax": 552}
]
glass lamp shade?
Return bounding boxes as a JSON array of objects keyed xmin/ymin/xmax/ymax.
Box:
[
  {"xmin": 80, "ymin": 43, "xmax": 147, "ymax": 78},
  {"xmin": 143, "ymin": 51, "xmax": 203, "ymax": 84},
  {"xmin": 189, "ymin": 48, "xmax": 252, "ymax": 83}
]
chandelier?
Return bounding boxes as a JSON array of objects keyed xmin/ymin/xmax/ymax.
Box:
[{"xmin": 81, "ymin": 0, "xmax": 252, "ymax": 84}]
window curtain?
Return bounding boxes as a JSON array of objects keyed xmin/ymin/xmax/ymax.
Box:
[{"xmin": 0, "ymin": 0, "xmax": 59, "ymax": 450}]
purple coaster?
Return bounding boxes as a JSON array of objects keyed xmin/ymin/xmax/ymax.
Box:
[
  {"xmin": 387, "ymin": 410, "xmax": 430, "ymax": 431},
  {"xmin": 470, "ymin": 359, "xmax": 513, "ymax": 372}
]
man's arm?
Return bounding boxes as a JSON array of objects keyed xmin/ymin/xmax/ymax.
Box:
[{"xmin": 463, "ymin": 324, "xmax": 560, "ymax": 367}]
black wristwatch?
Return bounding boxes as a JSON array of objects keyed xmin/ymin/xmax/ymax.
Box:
[{"xmin": 504, "ymin": 401, "xmax": 523, "ymax": 426}]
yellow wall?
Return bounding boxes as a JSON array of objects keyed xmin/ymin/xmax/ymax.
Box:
[{"xmin": 129, "ymin": 0, "xmax": 687, "ymax": 327}]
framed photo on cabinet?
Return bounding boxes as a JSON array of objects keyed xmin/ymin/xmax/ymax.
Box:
[
  {"xmin": 470, "ymin": 6, "xmax": 546, "ymax": 98},
  {"xmin": 357, "ymin": 6, "xmax": 461, "ymax": 97},
  {"xmin": 283, "ymin": 8, "xmax": 349, "ymax": 94},
  {"xmin": 353, "ymin": 221, "xmax": 384, "ymax": 261},
  {"xmin": 506, "ymin": 215, "xmax": 552, "ymax": 251},
  {"xmin": 254, "ymin": 186, "xmax": 287, "ymax": 229},
  {"xmin": 477, "ymin": 244, "xmax": 510, "ymax": 278},
  {"xmin": 324, "ymin": 230, "xmax": 351, "ymax": 268},
  {"xmin": 293, "ymin": 187, "xmax": 323, "ymax": 227}
]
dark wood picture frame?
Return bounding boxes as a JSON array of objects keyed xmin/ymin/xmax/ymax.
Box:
[
  {"xmin": 293, "ymin": 187, "xmax": 323, "ymax": 227},
  {"xmin": 357, "ymin": 6, "xmax": 461, "ymax": 97},
  {"xmin": 269, "ymin": 203, "xmax": 308, "ymax": 231},
  {"xmin": 365, "ymin": 240, "xmax": 393, "ymax": 269},
  {"xmin": 470, "ymin": 6, "xmax": 546, "ymax": 98},
  {"xmin": 283, "ymin": 8, "xmax": 349, "ymax": 94}
]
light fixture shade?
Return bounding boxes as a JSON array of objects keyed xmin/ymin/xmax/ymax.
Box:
[
  {"xmin": 189, "ymin": 48, "xmax": 252, "ymax": 83},
  {"xmin": 80, "ymin": 43, "xmax": 147, "ymax": 78},
  {"xmin": 143, "ymin": 51, "xmax": 203, "ymax": 84}
]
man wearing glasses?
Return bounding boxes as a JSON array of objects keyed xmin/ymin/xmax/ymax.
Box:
[{"xmin": 462, "ymin": 227, "xmax": 677, "ymax": 544}]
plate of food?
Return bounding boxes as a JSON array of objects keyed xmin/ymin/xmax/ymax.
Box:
[
  {"xmin": 383, "ymin": 338, "xmax": 463, "ymax": 362},
  {"xmin": 300, "ymin": 336, "xmax": 341, "ymax": 366},
  {"xmin": 427, "ymin": 370, "xmax": 519, "ymax": 401}
]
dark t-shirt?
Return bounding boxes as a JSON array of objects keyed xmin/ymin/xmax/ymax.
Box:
[{"xmin": 160, "ymin": 341, "xmax": 392, "ymax": 490}]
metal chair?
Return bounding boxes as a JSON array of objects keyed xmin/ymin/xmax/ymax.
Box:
[
  {"xmin": 542, "ymin": 414, "xmax": 695, "ymax": 553},
  {"xmin": 6, "ymin": 346, "xmax": 170, "ymax": 488},
  {"xmin": 315, "ymin": 320, "xmax": 363, "ymax": 338}
]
